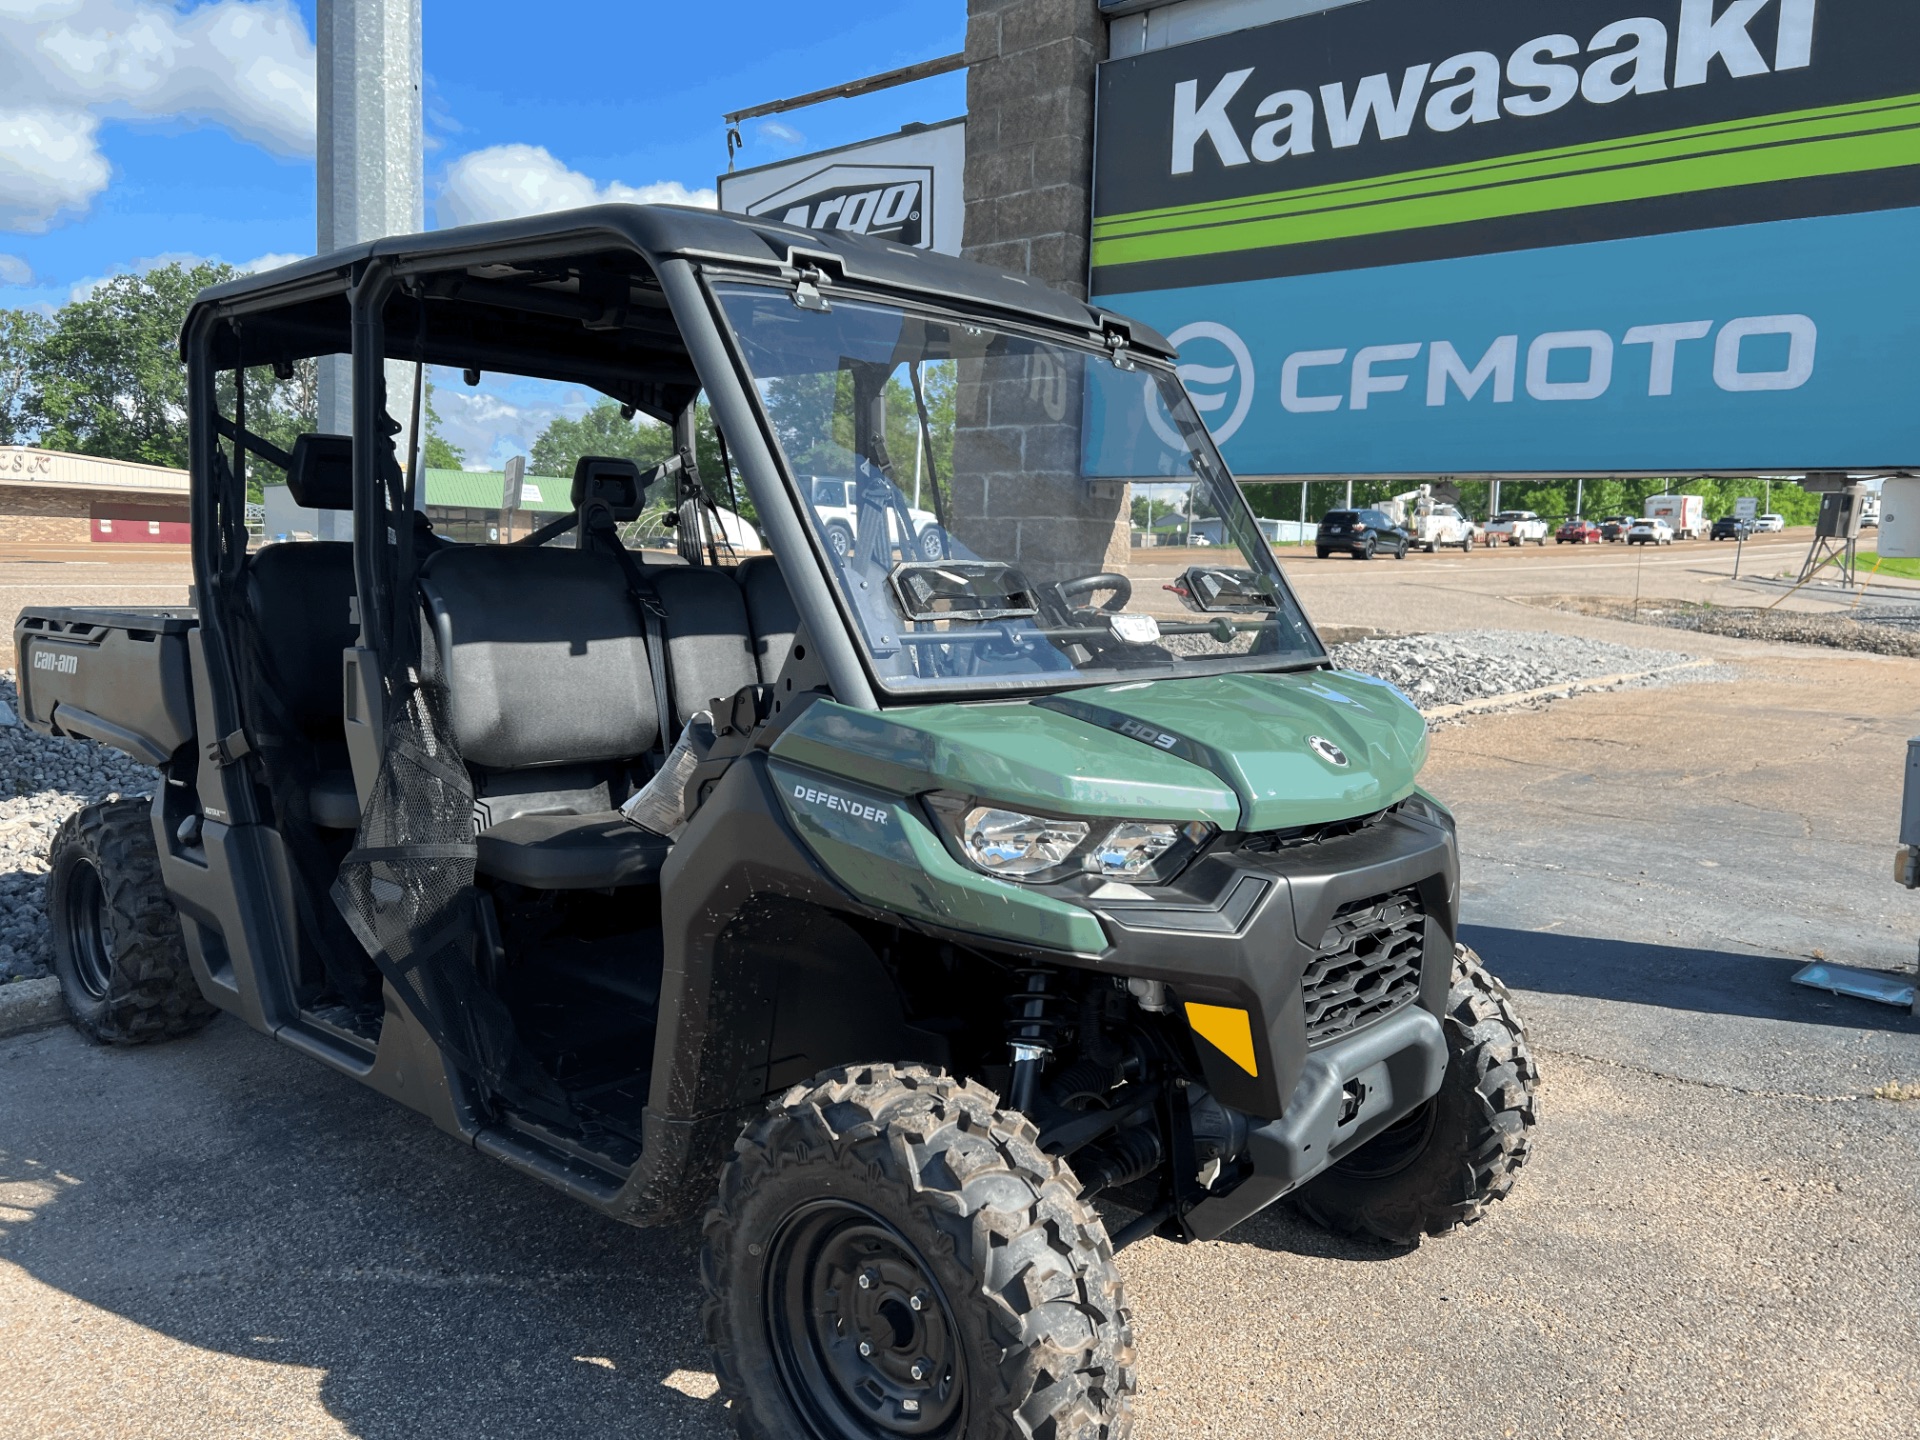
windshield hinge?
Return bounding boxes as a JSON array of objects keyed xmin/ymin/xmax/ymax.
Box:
[
  {"xmin": 1101, "ymin": 324, "xmax": 1136, "ymax": 371},
  {"xmin": 791, "ymin": 265, "xmax": 832, "ymax": 313}
]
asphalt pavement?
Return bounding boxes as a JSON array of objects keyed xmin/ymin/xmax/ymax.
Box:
[{"xmin": 1, "ymin": 536, "xmax": 1918, "ymax": 1438}]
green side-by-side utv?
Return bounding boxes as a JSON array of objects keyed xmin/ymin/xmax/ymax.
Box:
[{"xmin": 14, "ymin": 206, "xmax": 1537, "ymax": 1438}]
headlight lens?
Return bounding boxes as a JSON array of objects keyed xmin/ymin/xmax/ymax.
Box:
[
  {"xmin": 960, "ymin": 807, "xmax": 1089, "ymax": 878},
  {"xmin": 927, "ymin": 794, "xmax": 1213, "ymax": 885}
]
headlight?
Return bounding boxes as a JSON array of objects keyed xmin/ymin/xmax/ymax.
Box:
[
  {"xmin": 957, "ymin": 807, "xmax": 1088, "ymax": 878},
  {"xmin": 926, "ymin": 794, "xmax": 1214, "ymax": 886}
]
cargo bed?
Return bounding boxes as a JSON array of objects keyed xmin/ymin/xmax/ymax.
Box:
[{"xmin": 14, "ymin": 607, "xmax": 199, "ymax": 767}]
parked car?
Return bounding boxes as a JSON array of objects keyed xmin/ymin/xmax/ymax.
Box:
[
  {"xmin": 1556, "ymin": 519, "xmax": 1603, "ymax": 544},
  {"xmin": 1316, "ymin": 508, "xmax": 1411, "ymax": 560},
  {"xmin": 1484, "ymin": 510, "xmax": 1549, "ymax": 546},
  {"xmin": 1628, "ymin": 517, "xmax": 1674, "ymax": 546},
  {"xmin": 1752, "ymin": 512, "xmax": 1786, "ymax": 533},
  {"xmin": 1711, "ymin": 515, "xmax": 1753, "ymax": 541},
  {"xmin": 1600, "ymin": 515, "xmax": 1635, "ymax": 543}
]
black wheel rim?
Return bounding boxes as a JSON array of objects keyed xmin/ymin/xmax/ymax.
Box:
[
  {"xmin": 64, "ymin": 858, "xmax": 114, "ymax": 1000},
  {"xmin": 766, "ymin": 1200, "xmax": 968, "ymax": 1438},
  {"xmin": 1330, "ymin": 1096, "xmax": 1438, "ymax": 1181}
]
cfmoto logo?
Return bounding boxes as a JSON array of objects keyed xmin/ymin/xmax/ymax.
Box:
[
  {"xmin": 1307, "ymin": 735, "xmax": 1349, "ymax": 768},
  {"xmin": 1146, "ymin": 320, "xmax": 1254, "ymax": 452}
]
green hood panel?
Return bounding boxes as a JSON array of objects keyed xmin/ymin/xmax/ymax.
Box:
[
  {"xmin": 770, "ymin": 668, "xmax": 1425, "ymax": 833},
  {"xmin": 771, "ymin": 700, "xmax": 1241, "ymax": 826},
  {"xmin": 1052, "ymin": 671, "xmax": 1428, "ymax": 831}
]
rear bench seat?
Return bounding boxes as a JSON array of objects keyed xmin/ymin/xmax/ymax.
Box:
[{"xmin": 417, "ymin": 458, "xmax": 802, "ymax": 890}]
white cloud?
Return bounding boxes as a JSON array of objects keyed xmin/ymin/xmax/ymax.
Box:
[
  {"xmin": 756, "ymin": 119, "xmax": 804, "ymax": 150},
  {"xmin": 0, "ymin": 250, "xmax": 31, "ymax": 284},
  {"xmin": 437, "ymin": 143, "xmax": 715, "ymax": 228},
  {"xmin": 427, "ymin": 368, "xmax": 596, "ymax": 472},
  {"xmin": 0, "ymin": 106, "xmax": 108, "ymax": 228},
  {"xmin": 0, "ymin": 1, "xmax": 315, "ymax": 230},
  {"xmin": 64, "ymin": 243, "xmax": 305, "ymax": 299}
]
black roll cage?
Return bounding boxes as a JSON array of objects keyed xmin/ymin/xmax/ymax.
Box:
[{"xmin": 178, "ymin": 203, "xmax": 1197, "ymax": 752}]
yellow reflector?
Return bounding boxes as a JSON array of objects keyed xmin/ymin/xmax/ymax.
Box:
[{"xmin": 1184, "ymin": 1002, "xmax": 1258, "ymax": 1077}]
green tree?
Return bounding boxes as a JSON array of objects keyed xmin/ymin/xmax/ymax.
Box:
[
  {"xmin": 29, "ymin": 261, "xmax": 236, "ymax": 467},
  {"xmin": 422, "ymin": 380, "xmax": 464, "ymax": 469},
  {"xmin": 0, "ymin": 309, "xmax": 48, "ymax": 446},
  {"xmin": 530, "ymin": 399, "xmax": 673, "ymax": 479}
]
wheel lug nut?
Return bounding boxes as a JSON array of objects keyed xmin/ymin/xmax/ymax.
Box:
[
  {"xmin": 858, "ymin": 1340, "xmax": 874, "ymax": 1357},
  {"xmin": 910, "ymin": 1358, "xmax": 930, "ymax": 1381},
  {"xmin": 908, "ymin": 1292, "xmax": 926, "ymax": 1312},
  {"xmin": 857, "ymin": 1269, "xmax": 876, "ymax": 1291}
]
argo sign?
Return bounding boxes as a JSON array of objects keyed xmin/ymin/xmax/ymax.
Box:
[
  {"xmin": 1092, "ymin": 0, "xmax": 1920, "ymax": 476},
  {"xmin": 718, "ymin": 119, "xmax": 966, "ymax": 256}
]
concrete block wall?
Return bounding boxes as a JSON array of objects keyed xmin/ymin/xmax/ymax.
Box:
[
  {"xmin": 962, "ymin": 0, "xmax": 1104, "ymax": 299},
  {"xmin": 955, "ymin": 2, "xmax": 1130, "ymax": 579}
]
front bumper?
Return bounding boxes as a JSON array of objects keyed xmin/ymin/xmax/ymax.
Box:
[{"xmin": 1185, "ymin": 1004, "xmax": 1448, "ymax": 1240}]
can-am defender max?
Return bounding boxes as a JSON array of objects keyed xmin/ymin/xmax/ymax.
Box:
[{"xmin": 16, "ymin": 206, "xmax": 1537, "ymax": 1439}]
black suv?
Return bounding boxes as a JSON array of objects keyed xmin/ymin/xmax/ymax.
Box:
[
  {"xmin": 1711, "ymin": 515, "xmax": 1753, "ymax": 541},
  {"xmin": 1317, "ymin": 508, "xmax": 1410, "ymax": 560}
]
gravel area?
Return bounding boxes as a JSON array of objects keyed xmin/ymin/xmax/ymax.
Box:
[
  {"xmin": 0, "ymin": 672, "xmax": 154, "ymax": 985},
  {"xmin": 1541, "ymin": 596, "xmax": 1920, "ymax": 656},
  {"xmin": 1330, "ymin": 627, "xmax": 1708, "ymax": 715}
]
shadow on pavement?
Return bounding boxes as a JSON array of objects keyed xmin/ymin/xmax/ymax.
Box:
[
  {"xmin": 1462, "ymin": 923, "xmax": 1920, "ymax": 1034},
  {"xmin": 0, "ymin": 1022, "xmax": 734, "ymax": 1440}
]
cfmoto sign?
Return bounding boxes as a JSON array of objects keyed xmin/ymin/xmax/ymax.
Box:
[{"xmin": 1147, "ymin": 321, "xmax": 1255, "ymax": 451}]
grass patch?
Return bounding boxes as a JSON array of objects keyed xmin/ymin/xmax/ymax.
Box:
[{"xmin": 1853, "ymin": 552, "xmax": 1920, "ymax": 582}]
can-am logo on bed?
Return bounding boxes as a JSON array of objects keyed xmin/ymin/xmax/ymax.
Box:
[{"xmin": 746, "ymin": 165, "xmax": 933, "ymax": 247}]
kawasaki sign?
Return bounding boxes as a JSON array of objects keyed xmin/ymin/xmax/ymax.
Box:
[{"xmin": 1090, "ymin": 0, "xmax": 1919, "ymax": 476}]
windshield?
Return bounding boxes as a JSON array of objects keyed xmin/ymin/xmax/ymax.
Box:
[{"xmin": 716, "ymin": 285, "xmax": 1321, "ymax": 695}]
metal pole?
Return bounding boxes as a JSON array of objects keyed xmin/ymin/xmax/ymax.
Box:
[
  {"xmin": 1298, "ymin": 479, "xmax": 1307, "ymax": 545},
  {"xmin": 316, "ymin": 0, "xmax": 423, "ymax": 541}
]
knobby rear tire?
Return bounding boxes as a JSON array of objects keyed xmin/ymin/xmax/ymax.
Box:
[{"xmin": 46, "ymin": 798, "xmax": 217, "ymax": 1046}]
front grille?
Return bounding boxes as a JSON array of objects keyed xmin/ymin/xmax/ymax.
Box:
[
  {"xmin": 1301, "ymin": 888, "xmax": 1425, "ymax": 1046},
  {"xmin": 1240, "ymin": 802, "xmax": 1400, "ymax": 856}
]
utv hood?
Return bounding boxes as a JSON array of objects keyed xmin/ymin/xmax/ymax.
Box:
[{"xmin": 771, "ymin": 669, "xmax": 1426, "ymax": 833}]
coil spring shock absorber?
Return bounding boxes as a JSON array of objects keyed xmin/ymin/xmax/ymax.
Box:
[{"xmin": 1006, "ymin": 967, "xmax": 1062, "ymax": 1115}]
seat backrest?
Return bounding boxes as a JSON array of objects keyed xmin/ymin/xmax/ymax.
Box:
[
  {"xmin": 419, "ymin": 546, "xmax": 660, "ymax": 770},
  {"xmin": 736, "ymin": 556, "xmax": 800, "ymax": 686},
  {"xmin": 647, "ymin": 565, "xmax": 758, "ymax": 733},
  {"xmin": 243, "ymin": 542, "xmax": 358, "ymax": 741}
]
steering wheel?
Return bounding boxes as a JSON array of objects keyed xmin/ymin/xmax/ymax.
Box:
[{"xmin": 1055, "ymin": 572, "xmax": 1133, "ymax": 613}]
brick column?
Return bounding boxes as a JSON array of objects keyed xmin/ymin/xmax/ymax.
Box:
[{"xmin": 962, "ymin": 0, "xmax": 1104, "ymax": 299}]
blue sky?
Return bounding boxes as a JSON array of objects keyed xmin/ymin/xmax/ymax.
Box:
[{"xmin": 0, "ymin": 1, "xmax": 965, "ymax": 315}]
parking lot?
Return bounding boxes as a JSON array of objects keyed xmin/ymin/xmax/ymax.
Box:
[{"xmin": 2, "ymin": 532, "xmax": 1918, "ymax": 1438}]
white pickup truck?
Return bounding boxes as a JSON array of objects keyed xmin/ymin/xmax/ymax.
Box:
[
  {"xmin": 808, "ymin": 475, "xmax": 943, "ymax": 560},
  {"xmin": 1484, "ymin": 510, "xmax": 1549, "ymax": 546}
]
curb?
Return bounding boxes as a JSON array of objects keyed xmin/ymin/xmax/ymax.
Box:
[
  {"xmin": 1420, "ymin": 660, "xmax": 1715, "ymax": 723},
  {"xmin": 0, "ymin": 977, "xmax": 65, "ymax": 1039}
]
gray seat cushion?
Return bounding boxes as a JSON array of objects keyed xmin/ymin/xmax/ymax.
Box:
[
  {"xmin": 419, "ymin": 545, "xmax": 661, "ymax": 770},
  {"xmin": 475, "ymin": 812, "xmax": 671, "ymax": 890}
]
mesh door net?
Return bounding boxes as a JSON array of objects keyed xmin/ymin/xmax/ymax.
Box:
[{"xmin": 330, "ymin": 650, "xmax": 573, "ymax": 1123}]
